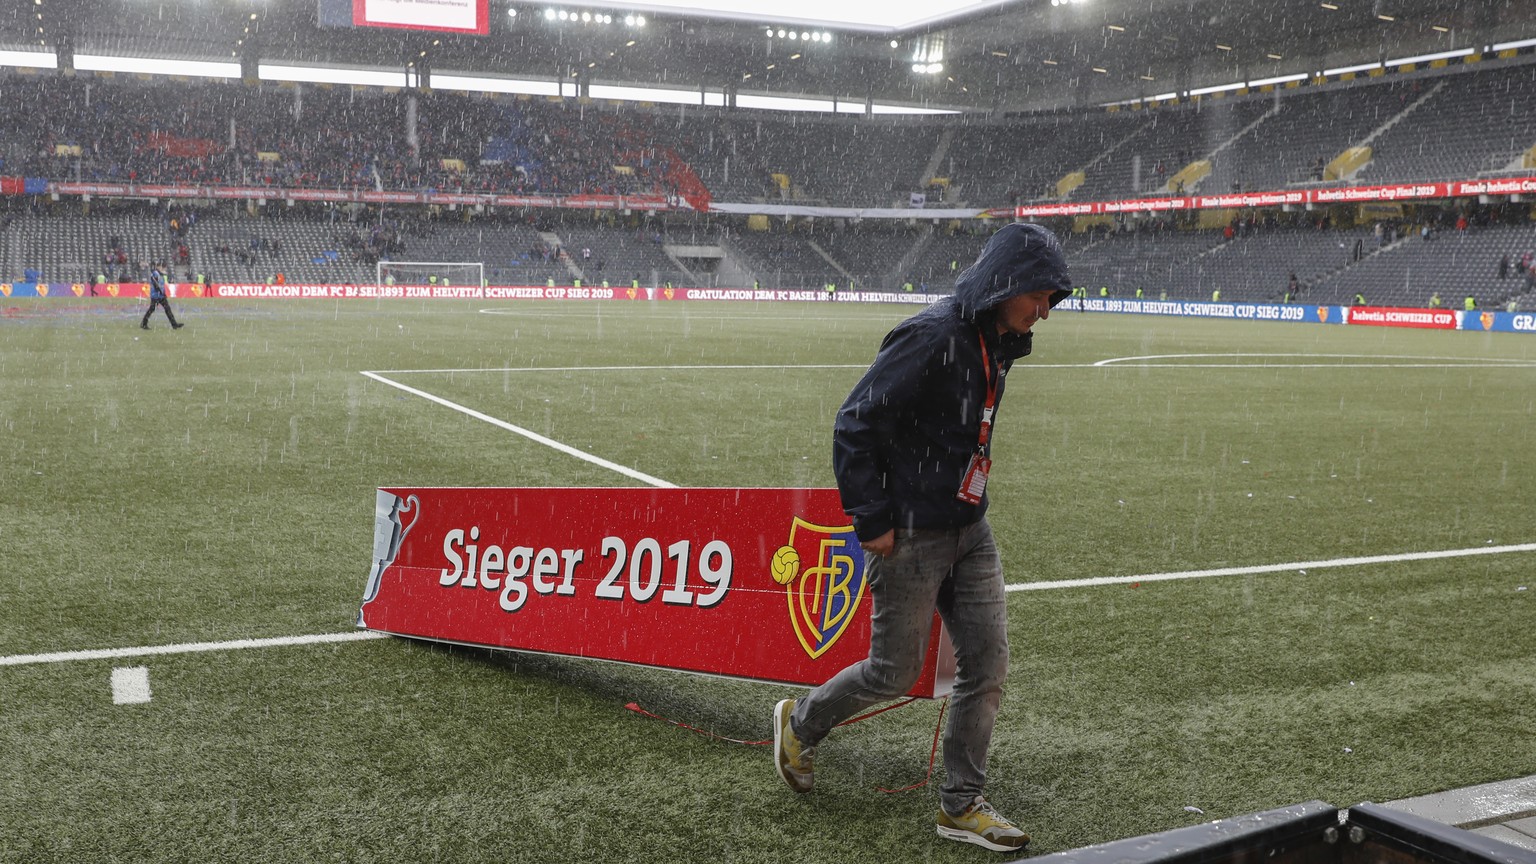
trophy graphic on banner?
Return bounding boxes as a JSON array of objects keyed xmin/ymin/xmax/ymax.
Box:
[{"xmin": 357, "ymin": 490, "xmax": 419, "ymax": 626}]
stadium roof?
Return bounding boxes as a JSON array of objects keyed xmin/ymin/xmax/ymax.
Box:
[{"xmin": 7, "ymin": 0, "xmax": 1536, "ymax": 113}]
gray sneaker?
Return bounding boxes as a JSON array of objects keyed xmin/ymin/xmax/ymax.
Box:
[
  {"xmin": 937, "ymin": 797, "xmax": 1030, "ymax": 852},
  {"xmin": 772, "ymin": 698, "xmax": 814, "ymax": 793}
]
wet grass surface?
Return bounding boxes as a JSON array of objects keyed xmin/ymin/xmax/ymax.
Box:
[{"xmin": 2, "ymin": 298, "xmax": 1534, "ymax": 862}]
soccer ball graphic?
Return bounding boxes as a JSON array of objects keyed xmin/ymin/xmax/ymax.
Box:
[{"xmin": 770, "ymin": 545, "xmax": 801, "ymax": 585}]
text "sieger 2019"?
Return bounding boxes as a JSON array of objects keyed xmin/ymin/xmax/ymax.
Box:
[{"xmin": 438, "ymin": 528, "xmax": 734, "ymax": 612}]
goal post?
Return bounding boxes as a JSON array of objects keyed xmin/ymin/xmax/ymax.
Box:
[{"xmin": 376, "ymin": 261, "xmax": 485, "ymax": 288}]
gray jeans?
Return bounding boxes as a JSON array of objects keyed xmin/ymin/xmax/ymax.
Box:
[{"xmin": 791, "ymin": 517, "xmax": 1009, "ymax": 815}]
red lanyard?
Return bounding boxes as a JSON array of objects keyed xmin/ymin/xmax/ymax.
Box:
[{"xmin": 976, "ymin": 327, "xmax": 998, "ymax": 448}]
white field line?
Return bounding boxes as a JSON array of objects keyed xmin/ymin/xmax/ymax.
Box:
[
  {"xmin": 1, "ymin": 631, "xmax": 389, "ymax": 668},
  {"xmin": 1094, "ymin": 353, "xmax": 1536, "ymax": 368},
  {"xmin": 368, "ymin": 363, "xmax": 868, "ymax": 375},
  {"xmin": 5, "ymin": 542, "xmax": 1530, "ymax": 668},
  {"xmin": 360, "ymin": 370, "xmax": 676, "ymax": 488},
  {"xmin": 110, "ymin": 666, "xmax": 152, "ymax": 704},
  {"xmin": 1006, "ymin": 542, "xmax": 1536, "ymax": 592},
  {"xmin": 370, "ymin": 356, "xmax": 1536, "ymax": 376}
]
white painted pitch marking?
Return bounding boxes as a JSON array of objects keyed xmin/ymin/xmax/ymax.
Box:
[
  {"xmin": 360, "ymin": 370, "xmax": 676, "ymax": 488},
  {"xmin": 6, "ymin": 544, "xmax": 1532, "ymax": 668},
  {"xmin": 111, "ymin": 666, "xmax": 152, "ymax": 704},
  {"xmin": 367, "ymin": 363, "xmax": 868, "ymax": 375},
  {"xmin": 1005, "ymin": 542, "xmax": 1536, "ymax": 592},
  {"xmin": 0, "ymin": 631, "xmax": 389, "ymax": 668},
  {"xmin": 1093, "ymin": 353, "xmax": 1536, "ymax": 368}
]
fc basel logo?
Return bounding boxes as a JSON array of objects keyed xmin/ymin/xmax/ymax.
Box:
[
  {"xmin": 772, "ymin": 518, "xmax": 868, "ymax": 659},
  {"xmin": 1480, "ymin": 312, "xmax": 1495, "ymax": 331},
  {"xmin": 1316, "ymin": 306, "xmax": 1329, "ymax": 323}
]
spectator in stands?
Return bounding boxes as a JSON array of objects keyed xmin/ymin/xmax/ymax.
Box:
[
  {"xmin": 1429, "ymin": 292, "xmax": 1442, "ymax": 309},
  {"xmin": 1464, "ymin": 295, "xmax": 1477, "ymax": 311},
  {"xmin": 774, "ymin": 222, "xmax": 1070, "ymax": 855},
  {"xmin": 1287, "ymin": 272, "xmax": 1300, "ymax": 299},
  {"xmin": 140, "ymin": 265, "xmax": 184, "ymax": 331},
  {"xmin": 1354, "ymin": 292, "xmax": 1366, "ymax": 306},
  {"xmin": 1499, "ymin": 254, "xmax": 1510, "ymax": 280}
]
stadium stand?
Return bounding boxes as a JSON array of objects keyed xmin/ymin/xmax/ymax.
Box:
[
  {"xmin": 1070, "ymin": 227, "xmax": 1232, "ymax": 297},
  {"xmin": 1201, "ymin": 82, "xmax": 1415, "ymax": 193},
  {"xmin": 553, "ymin": 224, "xmax": 696, "ymax": 287},
  {"xmin": 724, "ymin": 226, "xmax": 841, "ymax": 289},
  {"xmin": 1069, "ymin": 101, "xmax": 1274, "ymax": 201},
  {"xmin": 945, "ymin": 112, "xmax": 1141, "ymax": 205},
  {"xmin": 6, "ymin": 55, "xmax": 1536, "ymax": 303},
  {"xmin": 1306, "ymin": 222, "xmax": 1536, "ymax": 309},
  {"xmin": 1358, "ymin": 64, "xmax": 1536, "ymax": 182},
  {"xmin": 903, "ymin": 229, "xmax": 990, "ymax": 292}
]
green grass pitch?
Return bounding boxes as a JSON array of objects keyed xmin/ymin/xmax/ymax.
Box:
[{"xmin": 2, "ymin": 298, "xmax": 1534, "ymax": 862}]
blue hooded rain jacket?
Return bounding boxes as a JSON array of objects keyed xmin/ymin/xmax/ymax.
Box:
[{"xmin": 832, "ymin": 223, "xmax": 1072, "ymax": 541}]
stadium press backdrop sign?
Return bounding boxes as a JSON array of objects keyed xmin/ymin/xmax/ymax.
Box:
[{"xmin": 357, "ymin": 487, "xmax": 957, "ymax": 697}]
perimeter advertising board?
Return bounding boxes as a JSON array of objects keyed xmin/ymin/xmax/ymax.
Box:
[{"xmin": 357, "ymin": 487, "xmax": 957, "ymax": 697}]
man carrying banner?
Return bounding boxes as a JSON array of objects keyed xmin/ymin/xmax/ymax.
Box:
[{"xmin": 774, "ymin": 222, "xmax": 1071, "ymax": 853}]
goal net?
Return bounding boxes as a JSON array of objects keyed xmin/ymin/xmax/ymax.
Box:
[{"xmin": 376, "ymin": 261, "xmax": 485, "ymax": 288}]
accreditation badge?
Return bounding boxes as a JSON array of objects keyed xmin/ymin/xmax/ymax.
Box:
[{"xmin": 955, "ymin": 452, "xmax": 991, "ymax": 505}]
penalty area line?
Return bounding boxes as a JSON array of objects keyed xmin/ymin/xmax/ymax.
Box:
[
  {"xmin": 360, "ymin": 370, "xmax": 675, "ymax": 488},
  {"xmin": 0, "ymin": 630, "xmax": 391, "ymax": 668},
  {"xmin": 1006, "ymin": 542, "xmax": 1536, "ymax": 592}
]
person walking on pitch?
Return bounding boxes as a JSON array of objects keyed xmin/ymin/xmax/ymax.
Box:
[
  {"xmin": 140, "ymin": 265, "xmax": 184, "ymax": 331},
  {"xmin": 774, "ymin": 222, "xmax": 1072, "ymax": 853}
]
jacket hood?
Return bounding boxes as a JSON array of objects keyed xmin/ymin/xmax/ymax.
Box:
[{"xmin": 953, "ymin": 223, "xmax": 1073, "ymax": 320}]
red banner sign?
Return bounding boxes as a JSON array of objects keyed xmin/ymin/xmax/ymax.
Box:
[
  {"xmin": 357, "ymin": 487, "xmax": 956, "ymax": 696},
  {"xmin": 1346, "ymin": 306, "xmax": 1458, "ymax": 329},
  {"xmin": 1309, "ymin": 182, "xmax": 1447, "ymax": 203},
  {"xmin": 1014, "ymin": 176, "xmax": 1536, "ymax": 219}
]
